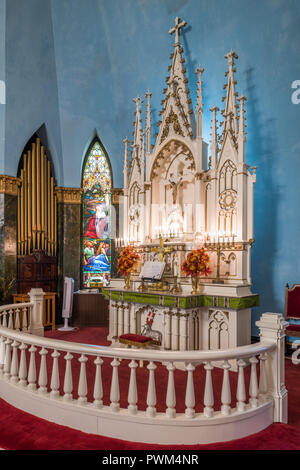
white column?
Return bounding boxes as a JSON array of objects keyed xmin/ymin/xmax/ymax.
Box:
[
  {"xmin": 146, "ymin": 361, "xmax": 157, "ymax": 417},
  {"xmin": 123, "ymin": 303, "xmax": 130, "ymax": 334},
  {"xmin": 50, "ymin": 350, "xmax": 60, "ymax": 399},
  {"xmin": 28, "ymin": 288, "xmax": 45, "ymax": 336},
  {"xmin": 256, "ymin": 312, "xmax": 289, "ymax": 423},
  {"xmin": 179, "ymin": 313, "xmax": 188, "ymax": 351}
]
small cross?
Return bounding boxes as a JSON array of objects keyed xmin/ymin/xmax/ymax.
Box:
[
  {"xmin": 169, "ymin": 17, "xmax": 187, "ymax": 45},
  {"xmin": 151, "ymin": 235, "xmax": 172, "ymax": 262}
]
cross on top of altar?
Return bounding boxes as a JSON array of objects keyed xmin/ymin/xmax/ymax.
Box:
[
  {"xmin": 151, "ymin": 235, "xmax": 173, "ymax": 262},
  {"xmin": 169, "ymin": 16, "xmax": 187, "ymax": 46}
]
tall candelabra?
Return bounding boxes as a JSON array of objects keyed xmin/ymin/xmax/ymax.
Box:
[{"xmin": 204, "ymin": 236, "xmax": 235, "ymax": 284}]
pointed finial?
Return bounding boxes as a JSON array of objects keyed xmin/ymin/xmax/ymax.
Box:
[{"xmin": 169, "ymin": 17, "xmax": 187, "ymax": 46}]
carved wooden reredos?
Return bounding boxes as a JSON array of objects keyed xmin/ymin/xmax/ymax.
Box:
[{"xmin": 121, "ymin": 16, "xmax": 257, "ymax": 285}]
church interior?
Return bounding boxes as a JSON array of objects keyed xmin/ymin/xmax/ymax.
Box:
[{"xmin": 0, "ymin": 0, "xmax": 300, "ymax": 452}]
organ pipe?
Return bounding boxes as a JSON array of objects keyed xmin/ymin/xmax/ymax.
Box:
[{"xmin": 17, "ymin": 137, "xmax": 57, "ymax": 256}]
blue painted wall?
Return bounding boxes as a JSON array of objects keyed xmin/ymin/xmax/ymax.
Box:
[
  {"xmin": 0, "ymin": 0, "xmax": 5, "ymax": 174},
  {"xmin": 1, "ymin": 0, "xmax": 300, "ymax": 332}
]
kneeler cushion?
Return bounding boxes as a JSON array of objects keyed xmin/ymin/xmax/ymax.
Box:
[{"xmin": 119, "ymin": 333, "xmax": 152, "ymax": 343}]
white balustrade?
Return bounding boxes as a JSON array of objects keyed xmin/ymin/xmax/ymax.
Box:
[{"xmin": 0, "ymin": 305, "xmax": 289, "ymax": 444}]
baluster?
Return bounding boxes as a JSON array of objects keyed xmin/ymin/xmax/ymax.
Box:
[
  {"xmin": 10, "ymin": 340, "xmax": 19, "ymax": 384},
  {"xmin": 166, "ymin": 362, "xmax": 176, "ymax": 418},
  {"xmin": 14, "ymin": 309, "xmax": 20, "ymax": 330},
  {"xmin": 221, "ymin": 360, "xmax": 231, "ymax": 415},
  {"xmin": 63, "ymin": 352, "xmax": 73, "ymax": 401},
  {"xmin": 146, "ymin": 361, "xmax": 157, "ymax": 417},
  {"xmin": 50, "ymin": 350, "xmax": 60, "ymax": 399},
  {"xmin": 20, "ymin": 307, "xmax": 27, "ymax": 331},
  {"xmin": 203, "ymin": 361, "xmax": 214, "ymax": 417},
  {"xmin": 236, "ymin": 359, "xmax": 247, "ymax": 412},
  {"xmin": 2, "ymin": 310, "xmax": 7, "ymax": 328},
  {"xmin": 8, "ymin": 309, "xmax": 13, "ymax": 329},
  {"xmin": 78, "ymin": 354, "xmax": 88, "ymax": 405},
  {"xmin": 18, "ymin": 342, "xmax": 28, "ymax": 387},
  {"xmin": 93, "ymin": 356, "xmax": 103, "ymax": 408},
  {"xmin": 38, "ymin": 348, "xmax": 48, "ymax": 394},
  {"xmin": 259, "ymin": 352, "xmax": 268, "ymax": 403},
  {"xmin": 249, "ymin": 356, "xmax": 259, "ymax": 408},
  {"xmin": 27, "ymin": 345, "xmax": 37, "ymax": 390},
  {"xmin": 0, "ymin": 335, "xmax": 6, "ymax": 376},
  {"xmin": 185, "ymin": 363, "xmax": 195, "ymax": 418},
  {"xmin": 4, "ymin": 338, "xmax": 12, "ymax": 380},
  {"xmin": 128, "ymin": 360, "xmax": 138, "ymax": 415},
  {"xmin": 22, "ymin": 306, "xmax": 29, "ymax": 330},
  {"xmin": 110, "ymin": 358, "xmax": 120, "ymax": 412}
]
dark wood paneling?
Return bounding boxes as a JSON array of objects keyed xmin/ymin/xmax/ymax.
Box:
[{"xmin": 72, "ymin": 292, "xmax": 109, "ymax": 327}]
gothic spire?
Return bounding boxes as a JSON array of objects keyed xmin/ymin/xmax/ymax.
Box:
[
  {"xmin": 132, "ymin": 96, "xmax": 143, "ymax": 170},
  {"xmin": 237, "ymin": 94, "xmax": 247, "ymax": 162},
  {"xmin": 145, "ymin": 90, "xmax": 152, "ymax": 156},
  {"xmin": 155, "ymin": 17, "xmax": 195, "ymax": 144},
  {"xmin": 123, "ymin": 137, "xmax": 130, "ymax": 189},
  {"xmin": 210, "ymin": 106, "xmax": 219, "ymax": 170},
  {"xmin": 195, "ymin": 65, "xmax": 204, "ymax": 140},
  {"xmin": 222, "ymin": 49, "xmax": 239, "ymax": 140}
]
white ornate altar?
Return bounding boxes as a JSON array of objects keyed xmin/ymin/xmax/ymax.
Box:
[{"xmin": 108, "ymin": 17, "xmax": 259, "ymax": 355}]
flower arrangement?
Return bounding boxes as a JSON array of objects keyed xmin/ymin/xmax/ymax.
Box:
[
  {"xmin": 182, "ymin": 247, "xmax": 212, "ymax": 286},
  {"xmin": 117, "ymin": 246, "xmax": 140, "ymax": 277}
]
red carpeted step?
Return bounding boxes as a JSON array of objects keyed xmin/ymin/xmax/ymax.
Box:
[{"xmin": 0, "ymin": 397, "xmax": 299, "ymax": 450}]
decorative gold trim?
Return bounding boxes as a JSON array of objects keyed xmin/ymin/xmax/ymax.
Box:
[
  {"xmin": 0, "ymin": 175, "xmax": 20, "ymax": 196},
  {"xmin": 111, "ymin": 187, "xmax": 123, "ymax": 204},
  {"xmin": 55, "ymin": 187, "xmax": 83, "ymax": 204}
]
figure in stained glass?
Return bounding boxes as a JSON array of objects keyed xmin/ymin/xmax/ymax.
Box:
[{"xmin": 82, "ymin": 139, "xmax": 112, "ymax": 288}]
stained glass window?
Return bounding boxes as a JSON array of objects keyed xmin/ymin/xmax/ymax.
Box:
[{"xmin": 82, "ymin": 139, "xmax": 112, "ymax": 288}]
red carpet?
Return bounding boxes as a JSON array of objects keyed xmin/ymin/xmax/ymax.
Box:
[{"xmin": 0, "ymin": 327, "xmax": 299, "ymax": 450}]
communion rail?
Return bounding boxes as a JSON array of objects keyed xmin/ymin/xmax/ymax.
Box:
[{"xmin": 0, "ymin": 300, "xmax": 288, "ymax": 445}]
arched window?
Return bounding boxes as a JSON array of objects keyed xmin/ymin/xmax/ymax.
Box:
[{"xmin": 81, "ymin": 138, "xmax": 112, "ymax": 288}]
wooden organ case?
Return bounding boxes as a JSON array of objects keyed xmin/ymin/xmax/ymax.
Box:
[{"xmin": 17, "ymin": 135, "xmax": 57, "ymax": 294}]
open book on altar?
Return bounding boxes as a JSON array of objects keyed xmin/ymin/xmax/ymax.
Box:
[{"xmin": 140, "ymin": 261, "xmax": 166, "ymax": 281}]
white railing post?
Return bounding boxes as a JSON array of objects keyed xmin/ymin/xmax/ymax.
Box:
[
  {"xmin": 236, "ymin": 359, "xmax": 246, "ymax": 412},
  {"xmin": 93, "ymin": 357, "xmax": 104, "ymax": 408},
  {"xmin": 50, "ymin": 350, "xmax": 60, "ymax": 399},
  {"xmin": 18, "ymin": 343, "xmax": 28, "ymax": 387},
  {"xmin": 166, "ymin": 362, "xmax": 176, "ymax": 418},
  {"xmin": 185, "ymin": 363, "xmax": 195, "ymax": 418},
  {"xmin": 146, "ymin": 361, "xmax": 157, "ymax": 417},
  {"xmin": 203, "ymin": 361, "xmax": 214, "ymax": 417},
  {"xmin": 256, "ymin": 312, "xmax": 289, "ymax": 423},
  {"xmin": 128, "ymin": 360, "xmax": 138, "ymax": 415},
  {"xmin": 29, "ymin": 288, "xmax": 45, "ymax": 336}
]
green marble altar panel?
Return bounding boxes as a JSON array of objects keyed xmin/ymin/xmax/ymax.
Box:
[{"xmin": 102, "ymin": 287, "xmax": 260, "ymax": 311}]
